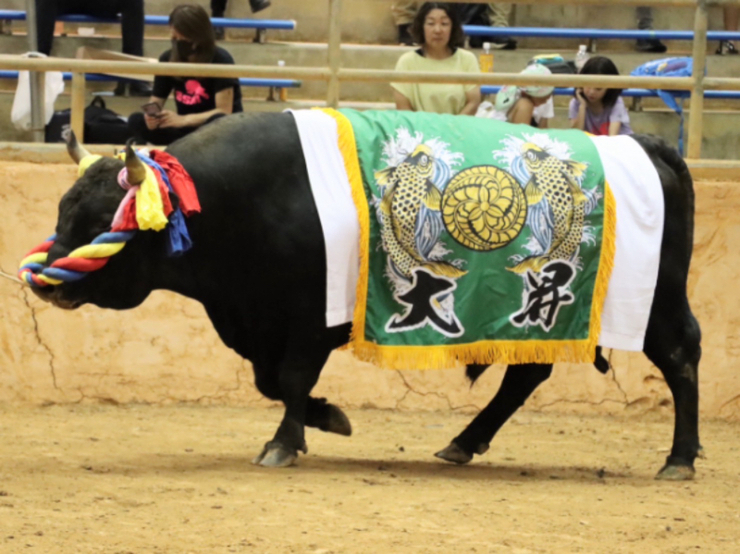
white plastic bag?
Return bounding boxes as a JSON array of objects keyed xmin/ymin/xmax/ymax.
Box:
[
  {"xmin": 11, "ymin": 52, "xmax": 65, "ymax": 131},
  {"xmin": 475, "ymin": 100, "xmax": 506, "ymax": 121}
]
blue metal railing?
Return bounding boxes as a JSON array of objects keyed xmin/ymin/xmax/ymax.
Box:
[
  {"xmin": 0, "ymin": 10, "xmax": 296, "ymax": 31},
  {"xmin": 463, "ymin": 25, "xmax": 740, "ymax": 42},
  {"xmin": 480, "ymin": 85, "xmax": 740, "ymax": 100},
  {"xmin": 0, "ymin": 70, "xmax": 301, "ymax": 89}
]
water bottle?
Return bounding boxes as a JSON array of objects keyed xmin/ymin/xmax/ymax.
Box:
[
  {"xmin": 575, "ymin": 45, "xmax": 589, "ymax": 72},
  {"xmin": 267, "ymin": 60, "xmax": 287, "ymax": 101},
  {"xmin": 277, "ymin": 60, "xmax": 287, "ymax": 101},
  {"xmin": 479, "ymin": 42, "xmax": 494, "ymax": 73}
]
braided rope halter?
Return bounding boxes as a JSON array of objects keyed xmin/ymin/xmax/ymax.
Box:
[
  {"xmin": 18, "ymin": 136, "xmax": 166, "ymax": 288},
  {"xmin": 18, "ymin": 230, "xmax": 137, "ymax": 287}
]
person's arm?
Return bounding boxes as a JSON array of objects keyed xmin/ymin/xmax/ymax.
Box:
[
  {"xmin": 508, "ymin": 97, "xmax": 535, "ymax": 124},
  {"xmin": 570, "ymin": 91, "xmax": 587, "ymax": 130},
  {"xmin": 608, "ymin": 120, "xmax": 622, "ymax": 136},
  {"xmin": 159, "ymin": 88, "xmax": 234, "ymax": 129},
  {"xmin": 607, "ymin": 97, "xmax": 629, "ymax": 136},
  {"xmin": 458, "ymin": 50, "xmax": 482, "ymax": 116},
  {"xmin": 394, "ymin": 89, "xmax": 415, "ymax": 111},
  {"xmin": 459, "ymin": 86, "xmax": 482, "ymax": 116},
  {"xmin": 143, "ymin": 96, "xmax": 167, "ymax": 130},
  {"xmin": 392, "ymin": 52, "xmax": 415, "ymax": 111},
  {"xmin": 539, "ymin": 118, "xmax": 550, "ymax": 129}
]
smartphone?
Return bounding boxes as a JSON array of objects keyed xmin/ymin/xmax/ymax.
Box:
[{"xmin": 141, "ymin": 102, "xmax": 162, "ymax": 117}]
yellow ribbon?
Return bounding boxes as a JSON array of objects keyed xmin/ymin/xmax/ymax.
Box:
[{"xmin": 78, "ymin": 155, "xmax": 102, "ymax": 177}]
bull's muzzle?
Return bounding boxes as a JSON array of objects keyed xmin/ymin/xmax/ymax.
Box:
[{"xmin": 32, "ymin": 287, "xmax": 81, "ymax": 310}]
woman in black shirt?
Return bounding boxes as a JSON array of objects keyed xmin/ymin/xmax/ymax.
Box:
[{"xmin": 129, "ymin": 4, "xmax": 243, "ymax": 145}]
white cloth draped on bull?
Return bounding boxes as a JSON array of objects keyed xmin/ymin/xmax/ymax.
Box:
[{"xmin": 290, "ymin": 109, "xmax": 664, "ymax": 369}]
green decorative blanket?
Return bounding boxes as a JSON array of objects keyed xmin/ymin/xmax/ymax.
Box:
[{"xmin": 326, "ymin": 108, "xmax": 615, "ymax": 369}]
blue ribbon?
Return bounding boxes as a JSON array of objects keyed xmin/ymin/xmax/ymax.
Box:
[{"xmin": 137, "ymin": 152, "xmax": 193, "ymax": 257}]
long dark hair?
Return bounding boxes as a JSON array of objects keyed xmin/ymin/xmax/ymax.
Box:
[
  {"xmin": 168, "ymin": 4, "xmax": 216, "ymax": 64},
  {"xmin": 410, "ymin": 3, "xmax": 465, "ymax": 49},
  {"xmin": 578, "ymin": 56, "xmax": 623, "ymax": 109}
]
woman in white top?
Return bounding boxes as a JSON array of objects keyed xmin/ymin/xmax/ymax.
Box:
[{"xmin": 391, "ymin": 3, "xmax": 481, "ymax": 115}]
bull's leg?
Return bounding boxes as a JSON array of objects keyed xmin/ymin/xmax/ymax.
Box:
[
  {"xmin": 254, "ymin": 372, "xmax": 350, "ymax": 436},
  {"xmin": 436, "ymin": 363, "xmax": 553, "ymax": 464},
  {"xmin": 643, "ymin": 303, "xmax": 702, "ymax": 480},
  {"xmin": 305, "ymin": 397, "xmax": 352, "ymax": 436},
  {"xmin": 251, "ymin": 342, "xmax": 333, "ymax": 468}
]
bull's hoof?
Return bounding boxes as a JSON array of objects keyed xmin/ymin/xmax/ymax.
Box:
[
  {"xmin": 252, "ymin": 442, "xmax": 299, "ymax": 468},
  {"xmin": 655, "ymin": 464, "xmax": 695, "ymax": 481},
  {"xmin": 319, "ymin": 404, "xmax": 353, "ymax": 436},
  {"xmin": 434, "ymin": 442, "xmax": 473, "ymax": 465}
]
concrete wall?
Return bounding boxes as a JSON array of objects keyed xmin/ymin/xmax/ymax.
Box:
[{"xmin": 1, "ymin": 158, "xmax": 739, "ymax": 420}]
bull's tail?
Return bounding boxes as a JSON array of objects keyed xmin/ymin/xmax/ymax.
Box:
[{"xmin": 465, "ymin": 364, "xmax": 489, "ymax": 385}]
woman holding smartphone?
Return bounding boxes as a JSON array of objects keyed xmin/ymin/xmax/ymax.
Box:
[{"xmin": 128, "ymin": 4, "xmax": 243, "ymax": 145}]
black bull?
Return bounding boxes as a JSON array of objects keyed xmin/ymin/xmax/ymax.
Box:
[{"xmin": 34, "ymin": 112, "xmax": 702, "ymax": 479}]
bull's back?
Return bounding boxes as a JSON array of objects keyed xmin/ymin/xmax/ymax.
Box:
[{"xmin": 631, "ymin": 134, "xmax": 695, "ymax": 266}]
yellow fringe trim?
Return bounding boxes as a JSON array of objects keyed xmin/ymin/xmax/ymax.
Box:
[{"xmin": 322, "ymin": 107, "xmax": 617, "ymax": 370}]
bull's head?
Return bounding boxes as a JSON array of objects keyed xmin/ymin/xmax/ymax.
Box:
[{"xmin": 32, "ymin": 133, "xmax": 158, "ymax": 310}]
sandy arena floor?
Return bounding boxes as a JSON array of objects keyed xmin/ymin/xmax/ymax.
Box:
[{"xmin": 0, "ymin": 404, "xmax": 737, "ymax": 553}]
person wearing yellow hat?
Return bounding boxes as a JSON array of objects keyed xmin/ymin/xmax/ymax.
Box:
[{"xmin": 479, "ymin": 63, "xmax": 554, "ymax": 127}]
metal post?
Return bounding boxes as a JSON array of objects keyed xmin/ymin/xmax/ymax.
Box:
[
  {"xmin": 326, "ymin": 0, "xmax": 342, "ymax": 108},
  {"xmin": 687, "ymin": 0, "xmax": 708, "ymax": 159},
  {"xmin": 26, "ymin": 0, "xmax": 46, "ymax": 143},
  {"xmin": 71, "ymin": 72, "xmax": 86, "ymax": 142}
]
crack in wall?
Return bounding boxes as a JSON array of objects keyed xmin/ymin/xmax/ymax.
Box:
[
  {"xmin": 538, "ymin": 397, "xmax": 629, "ymax": 409},
  {"xmin": 394, "ymin": 370, "xmax": 479, "ymax": 412},
  {"xmin": 20, "ymin": 287, "xmax": 59, "ymax": 389},
  {"xmin": 607, "ymin": 349, "xmax": 629, "ymax": 404},
  {"xmin": 190, "ymin": 363, "xmax": 252, "ymax": 404}
]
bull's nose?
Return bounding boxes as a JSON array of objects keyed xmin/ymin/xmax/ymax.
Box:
[
  {"xmin": 31, "ymin": 287, "xmax": 53, "ymax": 304},
  {"xmin": 31, "ymin": 287, "xmax": 80, "ymax": 310}
]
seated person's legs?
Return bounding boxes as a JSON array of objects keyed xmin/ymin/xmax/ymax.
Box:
[
  {"xmin": 487, "ymin": 3, "xmax": 516, "ymax": 50},
  {"xmin": 211, "ymin": 0, "xmax": 227, "ymax": 39},
  {"xmin": 112, "ymin": 0, "xmax": 145, "ymax": 58},
  {"xmin": 34, "ymin": 0, "xmax": 60, "ymax": 55},
  {"xmin": 391, "ymin": 1, "xmax": 418, "ymax": 45},
  {"xmin": 635, "ymin": 7, "xmax": 666, "ymax": 53},
  {"xmin": 105, "ymin": 0, "xmax": 150, "ymax": 96}
]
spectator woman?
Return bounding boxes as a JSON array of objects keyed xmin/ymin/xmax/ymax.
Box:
[
  {"xmin": 391, "ymin": 2, "xmax": 481, "ymax": 115},
  {"xmin": 569, "ymin": 56, "xmax": 632, "ymax": 136},
  {"xmin": 128, "ymin": 4, "xmax": 243, "ymax": 145}
]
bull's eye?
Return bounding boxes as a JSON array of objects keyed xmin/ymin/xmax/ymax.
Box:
[
  {"xmin": 420, "ymin": 154, "xmax": 429, "ymax": 166},
  {"xmin": 527, "ymin": 151, "xmax": 537, "ymax": 161}
]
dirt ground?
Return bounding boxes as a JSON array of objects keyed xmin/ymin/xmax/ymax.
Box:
[{"xmin": 0, "ymin": 404, "xmax": 737, "ymax": 553}]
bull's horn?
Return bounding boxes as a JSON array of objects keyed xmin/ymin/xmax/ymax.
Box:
[
  {"xmin": 124, "ymin": 138, "xmax": 147, "ymax": 186},
  {"xmin": 64, "ymin": 130, "xmax": 91, "ymax": 164}
]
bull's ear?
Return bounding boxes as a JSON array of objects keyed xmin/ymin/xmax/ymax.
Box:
[
  {"xmin": 125, "ymin": 138, "xmax": 147, "ymax": 186},
  {"xmin": 64, "ymin": 129, "xmax": 91, "ymax": 164}
]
